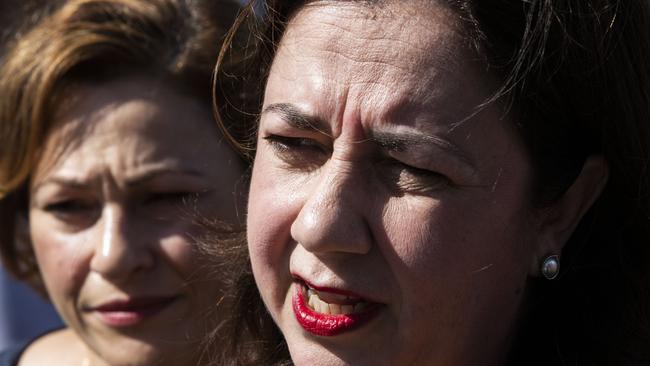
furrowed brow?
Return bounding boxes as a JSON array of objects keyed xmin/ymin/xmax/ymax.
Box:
[{"xmin": 262, "ymin": 103, "xmax": 330, "ymax": 134}]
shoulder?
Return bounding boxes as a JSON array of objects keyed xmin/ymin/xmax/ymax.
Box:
[{"xmin": 16, "ymin": 328, "xmax": 83, "ymax": 366}]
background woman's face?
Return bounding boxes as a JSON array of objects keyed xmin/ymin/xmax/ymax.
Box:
[
  {"xmin": 248, "ymin": 3, "xmax": 541, "ymax": 365},
  {"xmin": 29, "ymin": 77, "xmax": 244, "ymax": 366}
]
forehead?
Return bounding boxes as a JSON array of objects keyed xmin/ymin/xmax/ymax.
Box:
[
  {"xmin": 289, "ymin": 1, "xmax": 461, "ymax": 66},
  {"xmin": 32, "ymin": 78, "xmax": 219, "ymax": 182},
  {"xmin": 267, "ymin": 1, "xmax": 487, "ymax": 133}
]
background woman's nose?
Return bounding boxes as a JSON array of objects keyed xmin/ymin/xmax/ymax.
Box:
[
  {"xmin": 290, "ymin": 163, "xmax": 373, "ymax": 256},
  {"xmin": 89, "ymin": 205, "xmax": 154, "ymax": 280}
]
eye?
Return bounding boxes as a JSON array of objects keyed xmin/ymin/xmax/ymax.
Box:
[
  {"xmin": 379, "ymin": 159, "xmax": 452, "ymax": 194},
  {"xmin": 44, "ymin": 199, "xmax": 96, "ymax": 214},
  {"xmin": 42, "ymin": 199, "xmax": 99, "ymax": 225},
  {"xmin": 263, "ymin": 134, "xmax": 329, "ymax": 170}
]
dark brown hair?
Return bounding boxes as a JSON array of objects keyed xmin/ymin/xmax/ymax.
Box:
[
  {"xmin": 0, "ymin": 0, "xmax": 241, "ymax": 290},
  {"xmin": 214, "ymin": 0, "xmax": 650, "ymax": 364}
]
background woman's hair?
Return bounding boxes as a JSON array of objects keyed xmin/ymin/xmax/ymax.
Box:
[
  {"xmin": 0, "ymin": 0, "xmax": 241, "ymax": 290},
  {"xmin": 214, "ymin": 0, "xmax": 650, "ymax": 364}
]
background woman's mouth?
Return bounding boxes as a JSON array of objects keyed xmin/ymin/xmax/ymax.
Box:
[
  {"xmin": 292, "ymin": 282, "xmax": 381, "ymax": 336},
  {"xmin": 91, "ymin": 296, "xmax": 178, "ymax": 327}
]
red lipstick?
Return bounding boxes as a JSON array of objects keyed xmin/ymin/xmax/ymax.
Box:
[
  {"xmin": 292, "ymin": 282, "xmax": 380, "ymax": 336},
  {"xmin": 90, "ymin": 296, "xmax": 177, "ymax": 327}
]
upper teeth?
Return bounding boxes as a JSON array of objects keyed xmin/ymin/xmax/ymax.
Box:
[{"xmin": 307, "ymin": 288, "xmax": 367, "ymax": 315}]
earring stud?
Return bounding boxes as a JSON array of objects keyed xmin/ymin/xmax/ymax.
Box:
[{"xmin": 541, "ymin": 255, "xmax": 560, "ymax": 280}]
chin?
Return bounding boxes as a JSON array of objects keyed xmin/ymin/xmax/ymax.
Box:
[
  {"xmin": 285, "ymin": 333, "xmax": 384, "ymax": 366},
  {"xmin": 94, "ymin": 337, "xmax": 191, "ymax": 366}
]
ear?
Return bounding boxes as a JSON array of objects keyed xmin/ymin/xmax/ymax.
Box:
[{"xmin": 529, "ymin": 155, "xmax": 609, "ymax": 277}]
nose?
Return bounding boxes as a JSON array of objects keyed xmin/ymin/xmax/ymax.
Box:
[
  {"xmin": 290, "ymin": 159, "xmax": 373, "ymax": 256},
  {"xmin": 89, "ymin": 205, "xmax": 154, "ymax": 280}
]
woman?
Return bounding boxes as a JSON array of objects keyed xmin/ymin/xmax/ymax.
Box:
[
  {"xmin": 0, "ymin": 0, "xmax": 245, "ymax": 365},
  {"xmin": 215, "ymin": 0, "xmax": 650, "ymax": 365}
]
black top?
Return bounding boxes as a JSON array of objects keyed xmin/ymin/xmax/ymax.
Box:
[
  {"xmin": 0, "ymin": 328, "xmax": 63, "ymax": 366},
  {"xmin": 0, "ymin": 343, "xmax": 26, "ymax": 366}
]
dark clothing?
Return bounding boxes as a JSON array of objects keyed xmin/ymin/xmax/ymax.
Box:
[
  {"xmin": 0, "ymin": 342, "xmax": 26, "ymax": 366},
  {"xmin": 0, "ymin": 328, "xmax": 63, "ymax": 366}
]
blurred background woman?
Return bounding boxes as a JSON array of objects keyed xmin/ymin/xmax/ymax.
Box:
[
  {"xmin": 215, "ymin": 0, "xmax": 650, "ymax": 365},
  {"xmin": 0, "ymin": 0, "xmax": 244, "ymax": 365},
  {"xmin": 0, "ymin": 1, "xmax": 66, "ymax": 354}
]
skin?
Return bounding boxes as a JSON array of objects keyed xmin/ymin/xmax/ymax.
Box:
[
  {"xmin": 22, "ymin": 77, "xmax": 244, "ymax": 366},
  {"xmin": 247, "ymin": 3, "xmax": 563, "ymax": 366}
]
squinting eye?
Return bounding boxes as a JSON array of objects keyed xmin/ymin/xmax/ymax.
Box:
[
  {"xmin": 44, "ymin": 200, "xmax": 95, "ymax": 214},
  {"xmin": 263, "ymin": 134, "xmax": 329, "ymax": 169},
  {"xmin": 264, "ymin": 134, "xmax": 325, "ymax": 151},
  {"xmin": 380, "ymin": 160, "xmax": 451, "ymax": 194},
  {"xmin": 42, "ymin": 199, "xmax": 99, "ymax": 225},
  {"xmin": 403, "ymin": 164, "xmax": 448, "ymax": 181}
]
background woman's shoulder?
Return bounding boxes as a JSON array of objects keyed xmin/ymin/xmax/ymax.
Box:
[{"xmin": 15, "ymin": 328, "xmax": 80, "ymax": 366}]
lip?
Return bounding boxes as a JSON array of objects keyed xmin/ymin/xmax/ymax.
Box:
[
  {"xmin": 292, "ymin": 280, "xmax": 381, "ymax": 337},
  {"xmin": 88, "ymin": 296, "xmax": 179, "ymax": 327}
]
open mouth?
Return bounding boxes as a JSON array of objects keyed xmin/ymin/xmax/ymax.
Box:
[
  {"xmin": 292, "ymin": 278, "xmax": 381, "ymax": 336},
  {"xmin": 305, "ymin": 285, "xmax": 369, "ymax": 315}
]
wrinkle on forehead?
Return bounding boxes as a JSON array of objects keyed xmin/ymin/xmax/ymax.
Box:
[
  {"xmin": 31, "ymin": 80, "xmax": 219, "ymax": 190},
  {"xmin": 273, "ymin": 1, "xmax": 488, "ymax": 135},
  {"xmin": 289, "ymin": 0, "xmax": 464, "ymax": 67},
  {"xmin": 283, "ymin": 2, "xmax": 467, "ymax": 89}
]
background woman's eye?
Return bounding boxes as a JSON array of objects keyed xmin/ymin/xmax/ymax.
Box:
[
  {"xmin": 42, "ymin": 199, "xmax": 99, "ymax": 226},
  {"xmin": 263, "ymin": 134, "xmax": 329, "ymax": 169},
  {"xmin": 44, "ymin": 200, "xmax": 95, "ymax": 214}
]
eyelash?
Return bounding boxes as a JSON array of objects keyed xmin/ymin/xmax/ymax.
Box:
[
  {"xmin": 264, "ymin": 134, "xmax": 326, "ymax": 150},
  {"xmin": 264, "ymin": 134, "xmax": 329, "ymax": 168},
  {"xmin": 381, "ymin": 160, "xmax": 451, "ymax": 193},
  {"xmin": 43, "ymin": 199, "xmax": 95, "ymax": 214}
]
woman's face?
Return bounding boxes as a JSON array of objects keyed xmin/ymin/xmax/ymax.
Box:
[
  {"xmin": 248, "ymin": 3, "xmax": 543, "ymax": 365},
  {"xmin": 29, "ymin": 77, "xmax": 244, "ymax": 366}
]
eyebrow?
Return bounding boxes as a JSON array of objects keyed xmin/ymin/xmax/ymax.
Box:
[
  {"xmin": 369, "ymin": 130, "xmax": 475, "ymax": 168},
  {"xmin": 123, "ymin": 166, "xmax": 204, "ymax": 187},
  {"xmin": 262, "ymin": 103, "xmax": 331, "ymax": 134},
  {"xmin": 32, "ymin": 166, "xmax": 204, "ymax": 192},
  {"xmin": 33, "ymin": 177, "xmax": 88, "ymax": 191}
]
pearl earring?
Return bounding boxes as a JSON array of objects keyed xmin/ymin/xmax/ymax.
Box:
[{"xmin": 541, "ymin": 255, "xmax": 560, "ymax": 280}]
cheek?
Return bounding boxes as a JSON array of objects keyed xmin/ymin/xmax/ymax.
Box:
[
  {"xmin": 247, "ymin": 158, "xmax": 302, "ymax": 300},
  {"xmin": 29, "ymin": 220, "xmax": 92, "ymax": 309},
  {"xmin": 159, "ymin": 234, "xmax": 196, "ymax": 273},
  {"xmin": 382, "ymin": 195, "xmax": 531, "ymax": 317}
]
